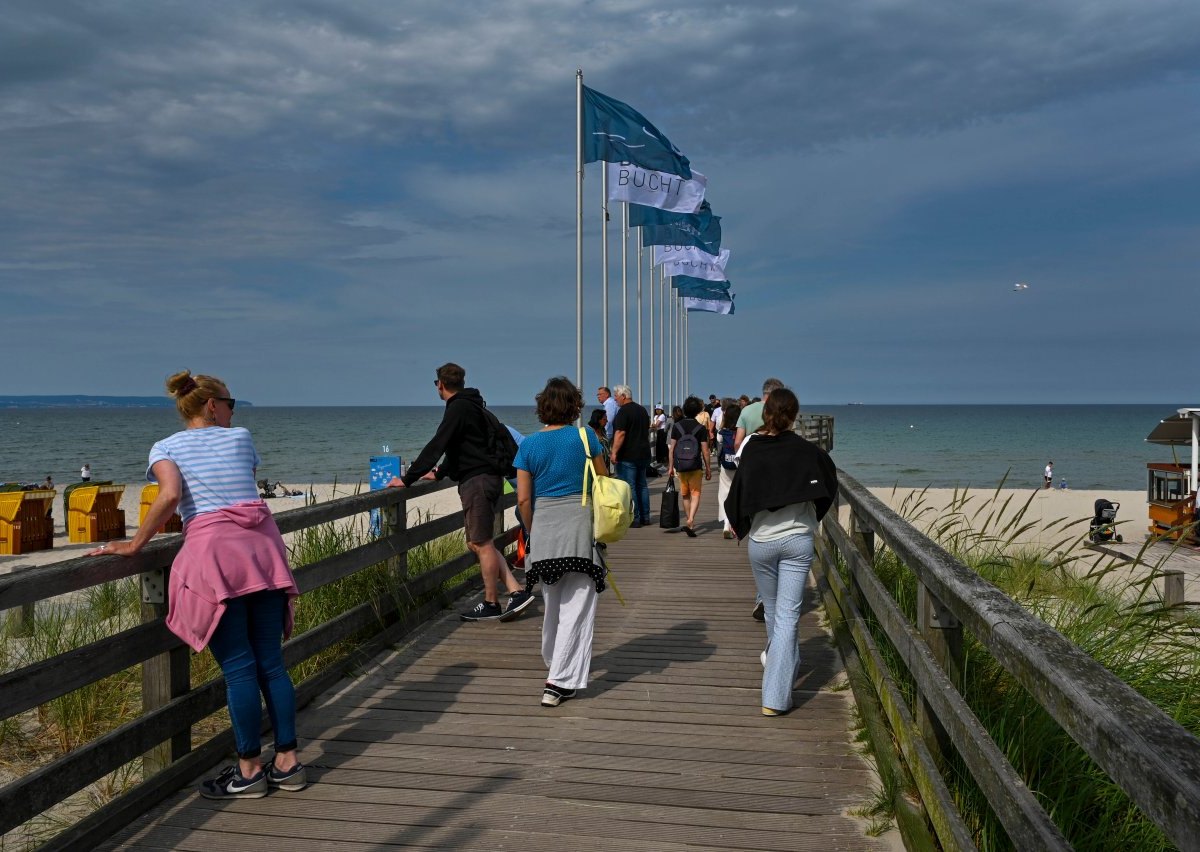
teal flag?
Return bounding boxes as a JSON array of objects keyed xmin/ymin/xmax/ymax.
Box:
[
  {"xmin": 673, "ymin": 275, "xmax": 731, "ymax": 298},
  {"xmin": 641, "ymin": 214, "xmax": 722, "ymax": 254},
  {"xmin": 583, "ymin": 86, "xmax": 692, "ymax": 179},
  {"xmin": 628, "ymin": 200, "xmax": 713, "ymax": 230}
]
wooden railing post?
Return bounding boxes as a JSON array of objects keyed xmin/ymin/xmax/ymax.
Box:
[
  {"xmin": 916, "ymin": 581, "xmax": 963, "ymax": 769},
  {"xmin": 381, "ymin": 495, "xmax": 407, "ymax": 584},
  {"xmin": 140, "ymin": 568, "xmax": 190, "ymax": 776},
  {"xmin": 4, "ymin": 602, "xmax": 35, "ymax": 637},
  {"xmin": 1162, "ymin": 570, "xmax": 1185, "ymax": 609}
]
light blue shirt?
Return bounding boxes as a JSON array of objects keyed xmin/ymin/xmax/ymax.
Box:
[
  {"xmin": 603, "ymin": 396, "xmax": 619, "ymax": 441},
  {"xmin": 148, "ymin": 427, "xmax": 262, "ymax": 522}
]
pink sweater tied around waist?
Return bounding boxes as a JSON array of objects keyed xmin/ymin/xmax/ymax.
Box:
[{"xmin": 166, "ymin": 501, "xmax": 299, "ymax": 652}]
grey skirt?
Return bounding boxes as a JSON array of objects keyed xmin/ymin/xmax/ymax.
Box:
[{"xmin": 527, "ymin": 494, "xmax": 607, "ymax": 593}]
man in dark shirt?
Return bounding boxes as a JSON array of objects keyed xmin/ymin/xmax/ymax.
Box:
[
  {"xmin": 610, "ymin": 384, "xmax": 652, "ymax": 527},
  {"xmin": 388, "ymin": 362, "xmax": 532, "ymax": 622}
]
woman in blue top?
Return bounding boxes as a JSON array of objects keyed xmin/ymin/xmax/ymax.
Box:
[{"xmin": 514, "ymin": 377, "xmax": 608, "ymax": 707}]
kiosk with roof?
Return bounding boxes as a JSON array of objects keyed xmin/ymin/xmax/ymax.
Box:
[{"xmin": 1144, "ymin": 407, "xmax": 1200, "ymax": 541}]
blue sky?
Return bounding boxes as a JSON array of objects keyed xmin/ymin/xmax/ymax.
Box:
[{"xmin": 1, "ymin": 0, "xmax": 1196, "ymax": 406}]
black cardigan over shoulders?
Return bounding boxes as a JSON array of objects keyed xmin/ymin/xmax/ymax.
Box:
[{"xmin": 723, "ymin": 432, "xmax": 838, "ymax": 541}]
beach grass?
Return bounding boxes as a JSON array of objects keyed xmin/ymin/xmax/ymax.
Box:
[{"xmin": 848, "ymin": 485, "xmax": 1200, "ymax": 851}]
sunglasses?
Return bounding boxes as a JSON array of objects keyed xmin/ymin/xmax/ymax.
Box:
[{"xmin": 214, "ymin": 397, "xmax": 236, "ymax": 410}]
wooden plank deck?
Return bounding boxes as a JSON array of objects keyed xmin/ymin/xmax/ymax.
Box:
[{"xmin": 101, "ymin": 481, "xmax": 895, "ymax": 851}]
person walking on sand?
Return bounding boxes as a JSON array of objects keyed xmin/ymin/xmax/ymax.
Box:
[
  {"xmin": 89, "ymin": 370, "xmax": 306, "ymax": 798},
  {"xmin": 389, "ymin": 362, "xmax": 533, "ymax": 623},
  {"xmin": 1044, "ymin": 461, "xmax": 1053, "ymax": 489},
  {"xmin": 514, "ymin": 377, "xmax": 610, "ymax": 707},
  {"xmin": 724, "ymin": 388, "xmax": 838, "ymax": 717},
  {"xmin": 80, "ymin": 463, "xmax": 91, "ymax": 482},
  {"xmin": 667, "ymin": 396, "xmax": 712, "ymax": 536}
]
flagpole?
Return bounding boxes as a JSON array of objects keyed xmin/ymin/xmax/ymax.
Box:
[
  {"xmin": 657, "ymin": 262, "xmax": 664, "ymax": 412},
  {"xmin": 575, "ymin": 70, "xmax": 584, "ymax": 398},
  {"xmin": 669, "ymin": 275, "xmax": 675, "ymax": 410},
  {"xmin": 643, "ymin": 236, "xmax": 650, "ymax": 409},
  {"xmin": 621, "ymin": 201, "xmax": 628, "ymax": 386},
  {"xmin": 601, "ymin": 163, "xmax": 610, "ymax": 386},
  {"xmin": 684, "ymin": 304, "xmax": 690, "ymax": 399},
  {"xmin": 633, "ymin": 206, "xmax": 641, "ymax": 403}
]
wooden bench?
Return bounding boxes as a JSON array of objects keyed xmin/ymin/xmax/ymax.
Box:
[
  {"xmin": 0, "ymin": 488, "xmax": 56, "ymax": 555},
  {"xmin": 66, "ymin": 483, "xmax": 127, "ymax": 543},
  {"xmin": 138, "ymin": 484, "xmax": 183, "ymax": 533}
]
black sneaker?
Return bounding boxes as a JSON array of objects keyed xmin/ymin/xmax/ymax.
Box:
[
  {"xmin": 501, "ymin": 589, "xmax": 534, "ymax": 621},
  {"xmin": 264, "ymin": 759, "xmax": 308, "ymax": 791},
  {"xmin": 199, "ymin": 765, "xmax": 267, "ymax": 800},
  {"xmin": 630, "ymin": 520, "xmax": 644, "ymax": 529},
  {"xmin": 752, "ymin": 600, "xmax": 765, "ymax": 621},
  {"xmin": 461, "ymin": 600, "xmax": 504, "ymax": 621},
  {"xmin": 684, "ymin": 526, "xmax": 697, "ymax": 538},
  {"xmin": 541, "ymin": 684, "xmax": 576, "ymax": 707}
]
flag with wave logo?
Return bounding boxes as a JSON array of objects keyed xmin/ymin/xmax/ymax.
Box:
[
  {"xmin": 583, "ymin": 86, "xmax": 692, "ymax": 178},
  {"xmin": 643, "ymin": 215, "xmax": 722, "ymax": 257},
  {"xmin": 628, "ymin": 199, "xmax": 713, "ymax": 230},
  {"xmin": 672, "ymin": 275, "xmax": 731, "ymax": 298},
  {"xmin": 607, "ymin": 163, "xmax": 705, "ymax": 213}
]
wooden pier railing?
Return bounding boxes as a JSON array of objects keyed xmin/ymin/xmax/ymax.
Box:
[
  {"xmin": 814, "ymin": 471, "xmax": 1200, "ymax": 851},
  {"xmin": 0, "ymin": 482, "xmax": 515, "ymax": 851}
]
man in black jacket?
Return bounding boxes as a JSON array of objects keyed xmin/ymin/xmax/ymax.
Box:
[{"xmin": 388, "ymin": 363, "xmax": 533, "ymax": 622}]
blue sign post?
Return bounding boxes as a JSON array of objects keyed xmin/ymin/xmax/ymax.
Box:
[{"xmin": 369, "ymin": 455, "xmax": 401, "ymax": 536}]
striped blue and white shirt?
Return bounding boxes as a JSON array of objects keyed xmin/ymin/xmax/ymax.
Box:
[{"xmin": 148, "ymin": 427, "xmax": 262, "ymax": 522}]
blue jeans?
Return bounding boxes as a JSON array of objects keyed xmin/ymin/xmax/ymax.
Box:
[
  {"xmin": 748, "ymin": 533, "xmax": 814, "ymax": 712},
  {"xmin": 615, "ymin": 459, "xmax": 651, "ymax": 522},
  {"xmin": 206, "ymin": 589, "xmax": 297, "ymax": 759}
]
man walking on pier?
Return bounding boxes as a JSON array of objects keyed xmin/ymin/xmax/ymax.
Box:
[
  {"xmin": 735, "ymin": 378, "xmax": 785, "ymax": 451},
  {"xmin": 389, "ymin": 362, "xmax": 533, "ymax": 622},
  {"xmin": 610, "ymin": 384, "xmax": 652, "ymax": 527}
]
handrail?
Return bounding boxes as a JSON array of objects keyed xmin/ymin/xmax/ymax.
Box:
[
  {"xmin": 818, "ymin": 471, "xmax": 1200, "ymax": 850},
  {"xmin": 0, "ymin": 480, "xmax": 516, "ymax": 848}
]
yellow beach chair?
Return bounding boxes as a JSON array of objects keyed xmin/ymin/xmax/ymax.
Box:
[
  {"xmin": 0, "ymin": 488, "xmax": 56, "ymax": 555},
  {"xmin": 66, "ymin": 482, "xmax": 127, "ymax": 543},
  {"xmin": 139, "ymin": 484, "xmax": 183, "ymax": 533}
]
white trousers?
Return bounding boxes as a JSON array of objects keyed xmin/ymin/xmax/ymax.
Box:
[
  {"xmin": 541, "ymin": 571, "xmax": 599, "ymax": 690},
  {"xmin": 717, "ymin": 466, "xmax": 735, "ymax": 527}
]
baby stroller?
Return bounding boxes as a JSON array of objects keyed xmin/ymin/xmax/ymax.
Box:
[{"xmin": 1089, "ymin": 499, "xmax": 1123, "ymax": 543}]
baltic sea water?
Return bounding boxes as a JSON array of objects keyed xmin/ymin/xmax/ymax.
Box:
[{"xmin": 0, "ymin": 404, "xmax": 1183, "ymax": 492}]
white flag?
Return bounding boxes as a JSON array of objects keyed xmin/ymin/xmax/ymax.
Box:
[
  {"xmin": 607, "ymin": 162, "xmax": 706, "ymax": 213},
  {"xmin": 661, "ymin": 249, "xmax": 730, "ymax": 282},
  {"xmin": 683, "ymin": 294, "xmax": 735, "ymax": 315},
  {"xmin": 653, "ymin": 243, "xmax": 717, "ymax": 265}
]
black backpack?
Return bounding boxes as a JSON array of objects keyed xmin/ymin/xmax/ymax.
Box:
[
  {"xmin": 673, "ymin": 422, "xmax": 705, "ymax": 471},
  {"xmin": 481, "ymin": 406, "xmax": 519, "ymax": 479}
]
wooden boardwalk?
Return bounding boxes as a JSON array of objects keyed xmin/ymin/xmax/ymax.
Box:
[{"xmin": 101, "ymin": 483, "xmax": 893, "ymax": 851}]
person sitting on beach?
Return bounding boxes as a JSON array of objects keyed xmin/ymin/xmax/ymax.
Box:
[
  {"xmin": 514, "ymin": 377, "xmax": 610, "ymax": 707},
  {"xmin": 388, "ymin": 362, "xmax": 533, "ymax": 623},
  {"xmin": 43, "ymin": 475, "xmax": 53, "ymax": 490},
  {"xmin": 89, "ymin": 370, "xmax": 306, "ymax": 799}
]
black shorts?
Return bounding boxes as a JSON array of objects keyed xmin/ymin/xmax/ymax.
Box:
[{"xmin": 459, "ymin": 474, "xmax": 503, "ymax": 544}]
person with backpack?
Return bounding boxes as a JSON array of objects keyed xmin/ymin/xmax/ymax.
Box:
[
  {"xmin": 389, "ymin": 362, "xmax": 533, "ymax": 622},
  {"xmin": 716, "ymin": 402, "xmax": 742, "ymax": 539},
  {"xmin": 514, "ymin": 377, "xmax": 610, "ymax": 707},
  {"xmin": 667, "ymin": 396, "xmax": 712, "ymax": 537}
]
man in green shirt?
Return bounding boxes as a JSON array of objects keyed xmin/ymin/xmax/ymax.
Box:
[{"xmin": 735, "ymin": 377, "xmax": 784, "ymax": 450}]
